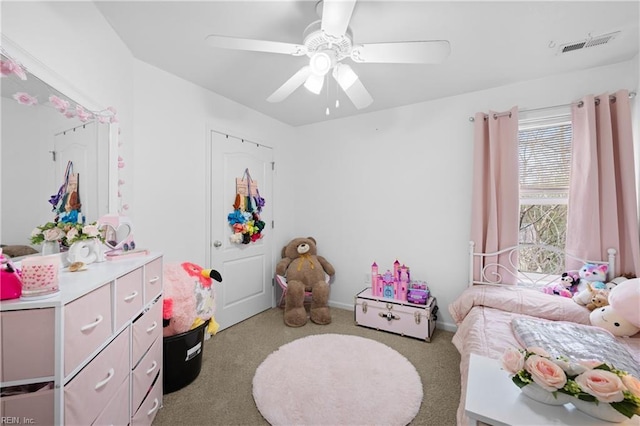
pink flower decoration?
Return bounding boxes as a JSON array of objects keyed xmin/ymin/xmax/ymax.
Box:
[
  {"xmin": 75, "ymin": 105, "xmax": 92, "ymax": 122},
  {"xmin": 1, "ymin": 59, "xmax": 27, "ymax": 80},
  {"xmin": 64, "ymin": 110, "xmax": 76, "ymax": 119},
  {"xmin": 118, "ymin": 161, "xmax": 125, "ymax": 169},
  {"xmin": 118, "ymin": 179, "xmax": 125, "ymax": 185},
  {"xmin": 122, "ymin": 204, "xmax": 129, "ymax": 211},
  {"xmin": 110, "ymin": 115, "xmax": 119, "ymax": 124},
  {"xmin": 13, "ymin": 92, "xmax": 38, "ymax": 106},
  {"xmin": 97, "ymin": 115, "xmax": 110, "ymax": 124},
  {"xmin": 49, "ymin": 95, "xmax": 69, "ymax": 113}
]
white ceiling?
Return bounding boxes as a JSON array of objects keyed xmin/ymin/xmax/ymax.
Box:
[{"xmin": 95, "ymin": 1, "xmax": 639, "ymax": 127}]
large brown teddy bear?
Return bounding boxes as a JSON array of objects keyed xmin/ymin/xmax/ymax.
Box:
[{"xmin": 276, "ymin": 237, "xmax": 335, "ymax": 327}]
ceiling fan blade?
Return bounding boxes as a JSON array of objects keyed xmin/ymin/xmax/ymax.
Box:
[
  {"xmin": 321, "ymin": 0, "xmax": 357, "ymax": 38},
  {"xmin": 351, "ymin": 40, "xmax": 451, "ymax": 64},
  {"xmin": 332, "ymin": 64, "xmax": 372, "ymax": 110},
  {"xmin": 267, "ymin": 66, "xmax": 312, "ymax": 103},
  {"xmin": 206, "ymin": 35, "xmax": 307, "ymax": 56}
]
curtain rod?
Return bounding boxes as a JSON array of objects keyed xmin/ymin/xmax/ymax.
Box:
[{"xmin": 468, "ymin": 91, "xmax": 636, "ymax": 122}]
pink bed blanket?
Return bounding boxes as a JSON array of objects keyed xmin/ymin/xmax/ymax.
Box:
[{"xmin": 448, "ymin": 284, "xmax": 640, "ymax": 426}]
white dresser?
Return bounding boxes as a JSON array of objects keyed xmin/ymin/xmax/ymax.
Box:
[{"xmin": 0, "ymin": 252, "xmax": 163, "ymax": 425}]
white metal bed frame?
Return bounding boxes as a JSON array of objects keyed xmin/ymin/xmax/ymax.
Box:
[{"xmin": 468, "ymin": 241, "xmax": 617, "ymax": 288}]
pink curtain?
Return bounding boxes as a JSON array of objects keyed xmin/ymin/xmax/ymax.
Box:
[
  {"xmin": 566, "ymin": 90, "xmax": 640, "ymax": 276},
  {"xmin": 470, "ymin": 107, "xmax": 520, "ymax": 284}
]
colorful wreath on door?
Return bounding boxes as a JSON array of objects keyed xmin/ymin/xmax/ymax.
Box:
[{"xmin": 227, "ymin": 168, "xmax": 266, "ymax": 244}]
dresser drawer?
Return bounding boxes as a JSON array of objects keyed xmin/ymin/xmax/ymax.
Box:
[
  {"xmin": 132, "ymin": 298, "xmax": 162, "ymax": 365},
  {"xmin": 132, "ymin": 336, "xmax": 161, "ymax": 411},
  {"xmin": 64, "ymin": 284, "xmax": 113, "ymax": 376},
  {"xmin": 92, "ymin": 375, "xmax": 130, "ymax": 426},
  {"xmin": 0, "ymin": 385, "xmax": 54, "ymax": 425},
  {"xmin": 131, "ymin": 376, "xmax": 162, "ymax": 426},
  {"xmin": 144, "ymin": 258, "xmax": 163, "ymax": 304},
  {"xmin": 1, "ymin": 308, "xmax": 55, "ymax": 382},
  {"xmin": 64, "ymin": 328, "xmax": 130, "ymax": 426},
  {"xmin": 115, "ymin": 267, "xmax": 144, "ymax": 330}
]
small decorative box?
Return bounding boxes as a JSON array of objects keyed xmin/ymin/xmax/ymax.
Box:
[{"xmin": 407, "ymin": 289, "xmax": 429, "ymax": 304}]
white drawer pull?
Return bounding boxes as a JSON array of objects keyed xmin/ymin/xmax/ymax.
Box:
[
  {"xmin": 148, "ymin": 276, "xmax": 160, "ymax": 284},
  {"xmin": 124, "ymin": 291, "xmax": 139, "ymax": 302},
  {"xmin": 80, "ymin": 315, "xmax": 104, "ymax": 332},
  {"xmin": 146, "ymin": 360, "xmax": 158, "ymax": 375},
  {"xmin": 146, "ymin": 321, "xmax": 158, "ymax": 333},
  {"xmin": 94, "ymin": 368, "xmax": 115, "ymax": 390},
  {"xmin": 147, "ymin": 398, "xmax": 159, "ymax": 416}
]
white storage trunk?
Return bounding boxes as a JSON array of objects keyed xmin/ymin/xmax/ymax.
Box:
[{"xmin": 354, "ymin": 287, "xmax": 438, "ymax": 342}]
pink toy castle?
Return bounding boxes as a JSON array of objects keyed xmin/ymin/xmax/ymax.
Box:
[{"xmin": 371, "ymin": 260, "xmax": 410, "ymax": 301}]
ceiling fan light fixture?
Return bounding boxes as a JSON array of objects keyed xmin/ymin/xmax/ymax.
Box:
[
  {"xmin": 309, "ymin": 51, "xmax": 334, "ymax": 76},
  {"xmin": 332, "ymin": 63, "xmax": 358, "ymax": 90},
  {"xmin": 304, "ymin": 73, "xmax": 324, "ymax": 94}
]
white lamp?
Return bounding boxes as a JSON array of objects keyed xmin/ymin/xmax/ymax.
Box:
[
  {"xmin": 332, "ymin": 63, "xmax": 358, "ymax": 90},
  {"xmin": 309, "ymin": 51, "xmax": 334, "ymax": 76},
  {"xmin": 304, "ymin": 74, "xmax": 324, "ymax": 94}
]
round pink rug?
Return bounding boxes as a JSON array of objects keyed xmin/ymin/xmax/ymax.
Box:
[{"xmin": 252, "ymin": 334, "xmax": 423, "ymax": 426}]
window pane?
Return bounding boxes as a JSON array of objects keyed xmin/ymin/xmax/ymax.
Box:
[
  {"xmin": 518, "ymin": 204, "xmax": 567, "ymax": 272},
  {"xmin": 519, "ymin": 123, "xmax": 572, "ymax": 192}
]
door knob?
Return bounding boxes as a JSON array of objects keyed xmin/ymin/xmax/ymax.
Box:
[{"xmin": 213, "ymin": 240, "xmax": 222, "ymax": 248}]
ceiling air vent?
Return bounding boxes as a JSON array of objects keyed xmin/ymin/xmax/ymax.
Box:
[{"xmin": 558, "ymin": 31, "xmax": 620, "ymax": 54}]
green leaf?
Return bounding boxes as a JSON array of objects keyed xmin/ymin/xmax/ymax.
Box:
[{"xmin": 610, "ymin": 400, "xmax": 639, "ymax": 419}]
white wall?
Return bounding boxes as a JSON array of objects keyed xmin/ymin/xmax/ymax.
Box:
[
  {"xmin": 131, "ymin": 60, "xmax": 297, "ymax": 266},
  {"xmin": 294, "ymin": 59, "xmax": 639, "ymax": 330}
]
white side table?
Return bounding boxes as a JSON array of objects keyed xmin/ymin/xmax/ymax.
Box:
[{"xmin": 465, "ymin": 353, "xmax": 638, "ymax": 426}]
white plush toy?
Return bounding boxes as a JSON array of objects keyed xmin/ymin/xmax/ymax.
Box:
[{"xmin": 589, "ymin": 278, "xmax": 640, "ymax": 337}]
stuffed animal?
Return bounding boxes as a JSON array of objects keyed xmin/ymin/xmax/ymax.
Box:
[
  {"xmin": 590, "ymin": 278, "xmax": 640, "ymax": 337},
  {"xmin": 572, "ymin": 263, "xmax": 608, "ymax": 305},
  {"xmin": 585, "ymin": 288, "xmax": 610, "ymax": 311},
  {"xmin": 275, "ymin": 237, "xmax": 335, "ymax": 327},
  {"xmin": 163, "ymin": 262, "xmax": 222, "ymax": 337},
  {"xmin": 560, "ymin": 271, "xmax": 580, "ymax": 294},
  {"xmin": 573, "ymin": 282, "xmax": 599, "ymax": 306},
  {"xmin": 541, "ymin": 282, "xmax": 573, "ymax": 298}
]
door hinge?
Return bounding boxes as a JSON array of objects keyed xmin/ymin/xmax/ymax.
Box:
[
  {"xmin": 271, "ymin": 220, "xmax": 274, "ymax": 229},
  {"xmin": 271, "ymin": 161, "xmax": 275, "ymax": 171}
]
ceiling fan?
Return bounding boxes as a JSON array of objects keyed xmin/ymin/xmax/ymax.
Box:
[{"xmin": 205, "ymin": 0, "xmax": 451, "ymax": 110}]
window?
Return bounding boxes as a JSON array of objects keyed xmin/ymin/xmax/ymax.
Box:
[{"xmin": 518, "ymin": 115, "xmax": 572, "ymax": 273}]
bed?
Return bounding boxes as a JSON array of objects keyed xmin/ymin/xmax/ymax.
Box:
[{"xmin": 449, "ymin": 242, "xmax": 640, "ymax": 425}]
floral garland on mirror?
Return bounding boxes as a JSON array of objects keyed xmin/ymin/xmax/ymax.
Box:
[
  {"xmin": 1, "ymin": 51, "xmax": 118, "ymax": 124},
  {"xmin": 227, "ymin": 168, "xmax": 266, "ymax": 244}
]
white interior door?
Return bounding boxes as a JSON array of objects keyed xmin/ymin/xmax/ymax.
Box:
[{"xmin": 208, "ymin": 131, "xmax": 274, "ymax": 331}]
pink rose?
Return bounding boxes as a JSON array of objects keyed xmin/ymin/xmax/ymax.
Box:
[
  {"xmin": 621, "ymin": 374, "xmax": 640, "ymax": 398},
  {"xmin": 525, "ymin": 355, "xmax": 567, "ymax": 391},
  {"xmin": 501, "ymin": 348, "xmax": 525, "ymax": 374},
  {"xmin": 575, "ymin": 369, "xmax": 625, "ymax": 403},
  {"xmin": 66, "ymin": 228, "xmax": 79, "ymax": 241},
  {"xmin": 577, "ymin": 359, "xmax": 604, "ymax": 370},
  {"xmin": 82, "ymin": 225, "xmax": 99, "ymax": 238},
  {"xmin": 43, "ymin": 228, "xmax": 64, "ymax": 242}
]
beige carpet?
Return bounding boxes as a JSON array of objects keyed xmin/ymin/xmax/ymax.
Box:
[{"xmin": 153, "ymin": 307, "xmax": 461, "ymax": 426}]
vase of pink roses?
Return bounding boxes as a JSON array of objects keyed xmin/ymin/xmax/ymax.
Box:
[{"xmin": 501, "ymin": 346, "xmax": 640, "ymax": 423}]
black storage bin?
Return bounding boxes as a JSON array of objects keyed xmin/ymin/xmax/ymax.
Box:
[{"xmin": 163, "ymin": 320, "xmax": 209, "ymax": 394}]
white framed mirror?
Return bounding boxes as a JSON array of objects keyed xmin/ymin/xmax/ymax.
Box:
[{"xmin": 0, "ymin": 36, "xmax": 118, "ymax": 253}]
